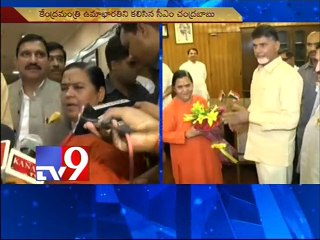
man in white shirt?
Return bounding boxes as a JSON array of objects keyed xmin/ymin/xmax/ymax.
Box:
[
  {"xmin": 223, "ymin": 25, "xmax": 303, "ymax": 184},
  {"xmin": 8, "ymin": 34, "xmax": 63, "ymax": 147},
  {"xmin": 299, "ymin": 43, "xmax": 320, "ymax": 184},
  {"xmin": 179, "ymin": 48, "xmax": 210, "ymax": 100},
  {"xmin": 295, "ymin": 31, "xmax": 320, "ymax": 182},
  {"xmin": 162, "ymin": 63, "xmax": 173, "ymax": 109}
]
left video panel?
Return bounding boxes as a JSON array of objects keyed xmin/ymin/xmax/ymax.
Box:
[{"xmin": 1, "ymin": 23, "xmax": 160, "ymax": 184}]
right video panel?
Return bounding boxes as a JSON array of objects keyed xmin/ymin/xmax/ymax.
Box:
[{"xmin": 162, "ymin": 23, "xmax": 320, "ymax": 184}]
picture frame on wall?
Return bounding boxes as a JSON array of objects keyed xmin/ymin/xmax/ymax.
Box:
[
  {"xmin": 162, "ymin": 24, "xmax": 168, "ymax": 38},
  {"xmin": 174, "ymin": 23, "xmax": 193, "ymax": 44}
]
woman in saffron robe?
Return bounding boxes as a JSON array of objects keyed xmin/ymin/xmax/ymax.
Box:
[
  {"xmin": 56, "ymin": 62, "xmax": 146, "ymax": 184},
  {"xmin": 163, "ymin": 70, "xmax": 223, "ymax": 184}
]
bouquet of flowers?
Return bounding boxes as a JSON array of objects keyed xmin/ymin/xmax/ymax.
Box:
[{"xmin": 183, "ymin": 91, "xmax": 240, "ymax": 164}]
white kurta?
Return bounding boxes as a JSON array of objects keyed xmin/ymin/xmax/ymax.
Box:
[
  {"xmin": 179, "ymin": 60, "xmax": 209, "ymax": 100},
  {"xmin": 300, "ymin": 96, "xmax": 320, "ymax": 184},
  {"xmin": 245, "ymin": 57, "xmax": 303, "ymax": 168},
  {"xmin": 162, "ymin": 63, "xmax": 173, "ymax": 109}
]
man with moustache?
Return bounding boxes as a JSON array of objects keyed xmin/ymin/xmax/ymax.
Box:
[
  {"xmin": 47, "ymin": 42, "xmax": 66, "ymax": 83},
  {"xmin": 8, "ymin": 34, "xmax": 63, "ymax": 146},
  {"xmin": 294, "ymin": 31, "xmax": 320, "ymax": 182},
  {"xmin": 222, "ymin": 25, "xmax": 303, "ymax": 184}
]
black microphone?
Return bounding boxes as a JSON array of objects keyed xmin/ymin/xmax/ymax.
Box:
[
  {"xmin": 1, "ymin": 124, "xmax": 15, "ymax": 148},
  {"xmin": 73, "ymin": 99, "xmax": 134, "ymax": 135}
]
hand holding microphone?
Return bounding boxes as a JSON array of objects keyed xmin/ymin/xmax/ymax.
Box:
[{"xmin": 85, "ymin": 105, "xmax": 159, "ymax": 152}]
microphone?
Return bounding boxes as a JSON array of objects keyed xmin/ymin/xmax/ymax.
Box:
[
  {"xmin": 1, "ymin": 123, "xmax": 15, "ymax": 148},
  {"xmin": 1, "ymin": 124, "xmax": 15, "ymax": 181},
  {"xmin": 19, "ymin": 134, "xmax": 43, "ymax": 158},
  {"xmin": 73, "ymin": 99, "xmax": 134, "ymax": 135},
  {"xmin": 3, "ymin": 134, "xmax": 44, "ymax": 184}
]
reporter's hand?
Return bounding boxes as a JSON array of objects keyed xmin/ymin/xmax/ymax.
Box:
[
  {"xmin": 110, "ymin": 119, "xmax": 158, "ymax": 152},
  {"xmin": 85, "ymin": 107, "xmax": 159, "ymax": 152},
  {"xmin": 134, "ymin": 102, "xmax": 159, "ymax": 120},
  {"xmin": 101, "ymin": 106, "xmax": 158, "ymax": 133}
]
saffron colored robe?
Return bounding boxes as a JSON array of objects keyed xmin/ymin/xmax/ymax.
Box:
[
  {"xmin": 163, "ymin": 95, "xmax": 223, "ymax": 184},
  {"xmin": 56, "ymin": 133, "xmax": 147, "ymax": 184}
]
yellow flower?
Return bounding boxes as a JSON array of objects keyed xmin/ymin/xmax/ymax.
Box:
[
  {"xmin": 207, "ymin": 111, "xmax": 219, "ymax": 126},
  {"xmin": 195, "ymin": 114, "xmax": 206, "ymax": 124},
  {"xmin": 183, "ymin": 114, "xmax": 195, "ymax": 122},
  {"xmin": 191, "ymin": 101, "xmax": 206, "ymax": 115},
  {"xmin": 48, "ymin": 112, "xmax": 61, "ymax": 124}
]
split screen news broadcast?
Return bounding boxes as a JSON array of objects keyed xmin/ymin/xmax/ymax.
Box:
[
  {"xmin": 1, "ymin": 17, "xmax": 320, "ymax": 185},
  {"xmin": 1, "ymin": 23, "xmax": 320, "ymax": 184},
  {"xmin": 1, "ymin": 2, "xmax": 320, "ymax": 239}
]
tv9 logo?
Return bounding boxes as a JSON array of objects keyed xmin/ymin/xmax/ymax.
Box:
[{"xmin": 35, "ymin": 146, "xmax": 89, "ymax": 181}]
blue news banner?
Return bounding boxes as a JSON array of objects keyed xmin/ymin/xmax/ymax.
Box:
[
  {"xmin": 1, "ymin": 185, "xmax": 319, "ymax": 238},
  {"xmin": 2, "ymin": 146, "xmax": 320, "ymax": 238}
]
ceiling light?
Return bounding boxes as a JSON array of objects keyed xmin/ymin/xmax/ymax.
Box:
[{"xmin": 12, "ymin": 71, "xmax": 19, "ymax": 74}]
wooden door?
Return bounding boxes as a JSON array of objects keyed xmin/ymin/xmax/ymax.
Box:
[
  {"xmin": 207, "ymin": 32, "xmax": 243, "ymax": 99},
  {"xmin": 240, "ymin": 27, "xmax": 257, "ymax": 97},
  {"xmin": 292, "ymin": 25, "xmax": 320, "ymax": 66}
]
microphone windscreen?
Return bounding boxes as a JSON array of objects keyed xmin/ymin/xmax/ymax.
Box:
[{"xmin": 19, "ymin": 134, "xmax": 43, "ymax": 158}]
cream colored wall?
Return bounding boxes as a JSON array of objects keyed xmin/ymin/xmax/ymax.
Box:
[
  {"xmin": 63, "ymin": 23, "xmax": 116, "ymax": 75},
  {"xmin": 97, "ymin": 42, "xmax": 109, "ymax": 75}
]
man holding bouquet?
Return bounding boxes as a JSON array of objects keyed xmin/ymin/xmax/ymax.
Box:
[{"xmin": 223, "ymin": 25, "xmax": 303, "ymax": 184}]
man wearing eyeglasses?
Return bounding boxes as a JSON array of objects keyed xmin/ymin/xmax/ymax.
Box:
[{"xmin": 8, "ymin": 34, "xmax": 63, "ymax": 146}]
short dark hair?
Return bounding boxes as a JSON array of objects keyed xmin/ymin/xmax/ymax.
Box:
[
  {"xmin": 63, "ymin": 62, "xmax": 105, "ymax": 92},
  {"xmin": 251, "ymin": 24, "xmax": 279, "ymax": 41},
  {"xmin": 172, "ymin": 70, "xmax": 193, "ymax": 87},
  {"xmin": 47, "ymin": 42, "xmax": 67, "ymax": 63},
  {"xmin": 278, "ymin": 49, "xmax": 294, "ymax": 59},
  {"xmin": 105, "ymin": 36, "xmax": 129, "ymax": 70},
  {"xmin": 118, "ymin": 23, "xmax": 160, "ymax": 35},
  {"xmin": 16, "ymin": 33, "xmax": 49, "ymax": 58},
  {"xmin": 187, "ymin": 48, "xmax": 198, "ymax": 55}
]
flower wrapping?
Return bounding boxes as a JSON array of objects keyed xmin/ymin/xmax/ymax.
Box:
[{"xmin": 183, "ymin": 101, "xmax": 238, "ymax": 164}]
